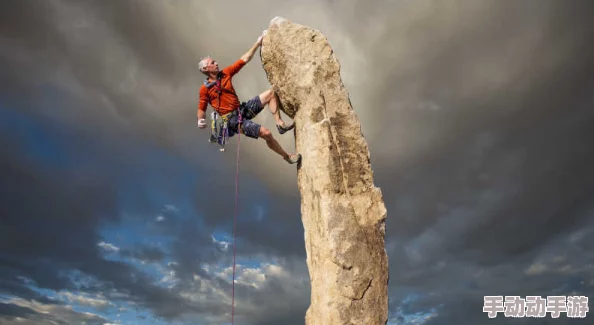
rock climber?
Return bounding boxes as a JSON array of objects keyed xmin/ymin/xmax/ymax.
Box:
[{"xmin": 196, "ymin": 31, "xmax": 301, "ymax": 165}]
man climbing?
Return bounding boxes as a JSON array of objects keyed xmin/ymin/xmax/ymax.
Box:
[{"xmin": 196, "ymin": 31, "xmax": 301, "ymax": 165}]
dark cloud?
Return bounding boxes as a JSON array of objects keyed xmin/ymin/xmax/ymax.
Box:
[
  {"xmin": 0, "ymin": 300, "xmax": 108, "ymax": 325},
  {"xmin": 0, "ymin": 302, "xmax": 36, "ymax": 320},
  {"xmin": 120, "ymin": 245, "xmax": 167, "ymax": 263},
  {"xmin": 1, "ymin": 0, "xmax": 594, "ymax": 324}
]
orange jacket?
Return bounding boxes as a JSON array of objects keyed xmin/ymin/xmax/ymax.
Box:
[{"xmin": 198, "ymin": 59, "xmax": 246, "ymax": 116}]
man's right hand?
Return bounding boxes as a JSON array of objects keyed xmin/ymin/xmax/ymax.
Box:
[{"xmin": 197, "ymin": 118, "xmax": 207, "ymax": 129}]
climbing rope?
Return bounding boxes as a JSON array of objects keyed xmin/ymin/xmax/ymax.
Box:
[
  {"xmin": 206, "ymin": 73, "xmax": 242, "ymax": 323},
  {"xmin": 231, "ymin": 108, "xmax": 243, "ymax": 325}
]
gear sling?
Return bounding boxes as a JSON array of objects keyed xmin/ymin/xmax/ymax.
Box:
[{"xmin": 204, "ymin": 75, "xmax": 243, "ymax": 152}]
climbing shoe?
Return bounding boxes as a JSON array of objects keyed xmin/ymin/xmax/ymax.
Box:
[
  {"xmin": 277, "ymin": 121, "xmax": 295, "ymax": 134},
  {"xmin": 284, "ymin": 153, "xmax": 301, "ymax": 165}
]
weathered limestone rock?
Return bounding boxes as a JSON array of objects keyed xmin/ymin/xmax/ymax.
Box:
[{"xmin": 260, "ymin": 17, "xmax": 389, "ymax": 325}]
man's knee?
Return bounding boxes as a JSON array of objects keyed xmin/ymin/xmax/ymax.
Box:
[
  {"xmin": 259, "ymin": 127, "xmax": 272, "ymax": 139},
  {"xmin": 259, "ymin": 88, "xmax": 274, "ymax": 104}
]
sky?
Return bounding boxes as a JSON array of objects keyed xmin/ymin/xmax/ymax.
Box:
[{"xmin": 1, "ymin": 0, "xmax": 593, "ymax": 324}]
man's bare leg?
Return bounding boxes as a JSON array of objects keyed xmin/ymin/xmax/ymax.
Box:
[
  {"xmin": 258, "ymin": 88, "xmax": 291, "ymax": 128},
  {"xmin": 259, "ymin": 126, "xmax": 289, "ymax": 158},
  {"xmin": 257, "ymin": 126, "xmax": 300, "ymax": 164},
  {"xmin": 259, "ymin": 126, "xmax": 301, "ymax": 164}
]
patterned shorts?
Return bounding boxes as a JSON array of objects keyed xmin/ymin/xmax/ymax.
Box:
[{"xmin": 229, "ymin": 95, "xmax": 264, "ymax": 139}]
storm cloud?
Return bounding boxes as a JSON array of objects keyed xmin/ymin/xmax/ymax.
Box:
[{"xmin": 1, "ymin": 0, "xmax": 593, "ymax": 324}]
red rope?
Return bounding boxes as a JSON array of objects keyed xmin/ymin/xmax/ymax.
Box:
[{"xmin": 231, "ymin": 111, "xmax": 242, "ymax": 325}]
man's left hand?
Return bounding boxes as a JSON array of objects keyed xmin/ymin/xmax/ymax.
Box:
[{"xmin": 257, "ymin": 30, "xmax": 267, "ymax": 46}]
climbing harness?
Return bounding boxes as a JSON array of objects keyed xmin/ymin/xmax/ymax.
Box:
[{"xmin": 204, "ymin": 73, "xmax": 243, "ymax": 324}]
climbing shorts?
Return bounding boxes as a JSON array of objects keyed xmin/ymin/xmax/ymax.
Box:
[
  {"xmin": 241, "ymin": 95, "xmax": 264, "ymax": 119},
  {"xmin": 229, "ymin": 95, "xmax": 264, "ymax": 139}
]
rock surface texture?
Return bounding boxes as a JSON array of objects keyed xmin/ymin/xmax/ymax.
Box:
[{"xmin": 260, "ymin": 17, "xmax": 389, "ymax": 325}]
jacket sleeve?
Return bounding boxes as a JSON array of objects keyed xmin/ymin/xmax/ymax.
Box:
[
  {"xmin": 222, "ymin": 59, "xmax": 246, "ymax": 77},
  {"xmin": 198, "ymin": 86, "xmax": 209, "ymax": 117}
]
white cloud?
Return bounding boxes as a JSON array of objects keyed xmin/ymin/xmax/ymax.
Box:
[
  {"xmin": 236, "ymin": 267, "xmax": 266, "ymax": 289},
  {"xmin": 389, "ymin": 308, "xmax": 439, "ymax": 325},
  {"xmin": 569, "ymin": 227, "xmax": 594, "ymax": 244},
  {"xmin": 263, "ymin": 263, "xmax": 286, "ymax": 277},
  {"xmin": 525, "ymin": 263, "xmax": 547, "ymax": 275},
  {"xmin": 164, "ymin": 204, "xmax": 178, "ymax": 212},
  {"xmin": 158, "ymin": 268, "xmax": 178, "ymax": 288},
  {"xmin": 180, "ymin": 273, "xmax": 230, "ymax": 309},
  {"xmin": 558, "ymin": 264, "xmax": 573, "ymax": 274},
  {"xmin": 97, "ymin": 241, "xmax": 120, "ymax": 253},
  {"xmin": 208, "ymin": 262, "xmax": 291, "ymax": 289},
  {"xmin": 58, "ymin": 291, "xmax": 111, "ymax": 309},
  {"xmin": 214, "ymin": 265, "xmax": 233, "ymax": 282},
  {"xmin": 107, "ymin": 289, "xmax": 131, "ymax": 301},
  {"xmin": 179, "ymin": 260, "xmax": 305, "ymax": 323},
  {"xmin": 211, "ymin": 235, "xmax": 230, "ymax": 252}
]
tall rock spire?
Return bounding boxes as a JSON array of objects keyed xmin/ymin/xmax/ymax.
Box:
[{"xmin": 261, "ymin": 17, "xmax": 389, "ymax": 325}]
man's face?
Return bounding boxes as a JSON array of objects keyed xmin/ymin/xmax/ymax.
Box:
[{"xmin": 203, "ymin": 57, "xmax": 219, "ymax": 74}]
